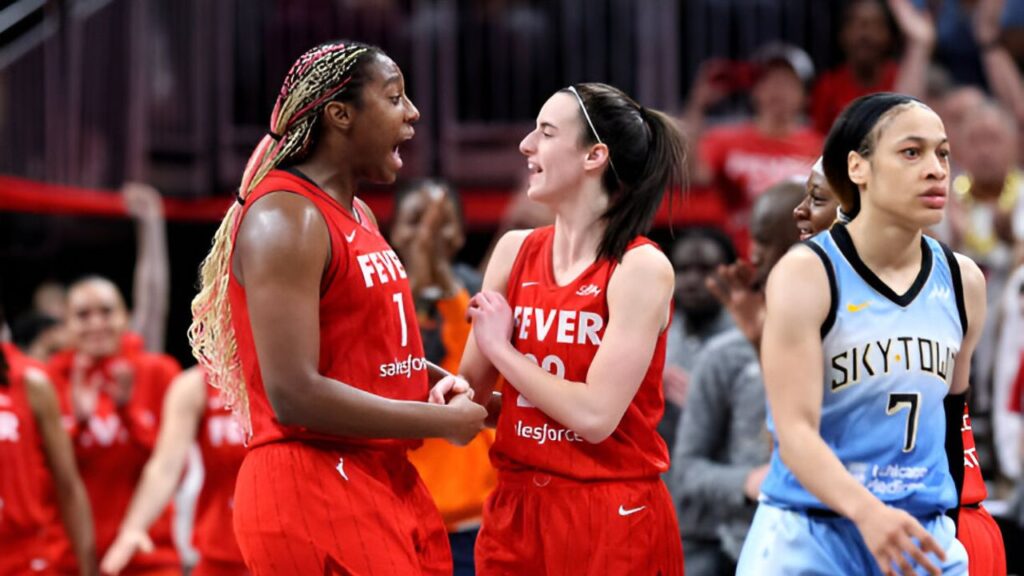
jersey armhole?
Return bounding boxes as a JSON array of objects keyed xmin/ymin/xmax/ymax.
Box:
[
  {"xmin": 504, "ymin": 229, "xmax": 539, "ymax": 291},
  {"xmin": 801, "ymin": 241, "xmax": 838, "ymax": 338},
  {"xmin": 943, "ymin": 391, "xmax": 967, "ymax": 527},
  {"xmin": 939, "ymin": 242, "xmax": 968, "ymax": 337}
]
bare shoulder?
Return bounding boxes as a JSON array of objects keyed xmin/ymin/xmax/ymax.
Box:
[
  {"xmin": 235, "ymin": 191, "xmax": 329, "ymax": 279},
  {"xmin": 617, "ymin": 243, "xmax": 673, "ymax": 282},
  {"xmin": 167, "ymin": 366, "xmax": 208, "ymax": 411},
  {"xmin": 492, "ymin": 229, "xmax": 533, "ymax": 262},
  {"xmin": 481, "ymin": 229, "xmax": 533, "ymax": 292},
  {"xmin": 237, "ymin": 192, "xmax": 326, "ymax": 247},
  {"xmin": 22, "ymin": 366, "xmax": 59, "ymax": 413},
  {"xmin": 952, "ymin": 252, "xmax": 987, "ymax": 328},
  {"xmin": 22, "ymin": 366, "xmax": 55, "ymax": 395},
  {"xmin": 952, "ymin": 252, "xmax": 986, "ymax": 299},
  {"xmin": 765, "ymin": 245, "xmax": 831, "ymax": 319},
  {"xmin": 608, "ymin": 245, "xmax": 673, "ymax": 323}
]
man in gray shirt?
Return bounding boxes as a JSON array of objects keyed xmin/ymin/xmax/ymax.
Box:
[
  {"xmin": 669, "ymin": 180, "xmax": 803, "ymax": 575},
  {"xmin": 658, "ymin": 228, "xmax": 736, "ymax": 453}
]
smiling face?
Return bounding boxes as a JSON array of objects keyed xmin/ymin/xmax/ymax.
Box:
[
  {"xmin": 518, "ymin": 92, "xmax": 598, "ymax": 203},
  {"xmin": 851, "ymin": 104, "xmax": 951, "ymax": 227},
  {"xmin": 66, "ymin": 279, "xmax": 128, "ymax": 359},
  {"xmin": 794, "ymin": 170, "xmax": 841, "ymax": 240},
  {"xmin": 341, "ymin": 53, "xmax": 420, "ymax": 184}
]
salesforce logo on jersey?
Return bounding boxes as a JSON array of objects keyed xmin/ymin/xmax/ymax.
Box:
[{"xmin": 379, "ymin": 354, "xmax": 427, "ymax": 378}]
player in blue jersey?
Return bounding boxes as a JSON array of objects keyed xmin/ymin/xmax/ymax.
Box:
[{"xmin": 737, "ymin": 92, "xmax": 986, "ymax": 576}]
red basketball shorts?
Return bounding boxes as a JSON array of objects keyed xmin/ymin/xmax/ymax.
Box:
[
  {"xmin": 958, "ymin": 504, "xmax": 1005, "ymax": 576},
  {"xmin": 232, "ymin": 442, "xmax": 451, "ymax": 576},
  {"xmin": 475, "ymin": 470, "xmax": 684, "ymax": 576}
]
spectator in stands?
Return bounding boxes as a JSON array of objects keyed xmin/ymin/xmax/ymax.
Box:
[
  {"xmin": 669, "ymin": 180, "xmax": 804, "ymax": 576},
  {"xmin": 811, "ymin": 0, "xmax": 935, "ymax": 134},
  {"xmin": 657, "ymin": 228, "xmax": 737, "ymax": 453},
  {"xmin": 682, "ymin": 42, "xmax": 821, "ymax": 236},
  {"xmin": 394, "ymin": 180, "xmax": 494, "ymax": 576},
  {"xmin": 937, "ymin": 101, "xmax": 1024, "ymax": 465},
  {"xmin": 913, "ymin": 0, "xmax": 1024, "ymax": 88}
]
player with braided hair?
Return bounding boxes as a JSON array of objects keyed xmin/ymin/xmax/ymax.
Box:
[{"xmin": 189, "ymin": 40, "xmax": 485, "ymax": 575}]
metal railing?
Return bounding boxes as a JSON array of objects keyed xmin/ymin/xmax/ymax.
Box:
[{"xmin": 0, "ymin": 0, "xmax": 843, "ymax": 195}]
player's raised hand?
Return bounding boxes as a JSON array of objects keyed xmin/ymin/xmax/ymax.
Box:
[
  {"xmin": 428, "ymin": 374, "xmax": 471, "ymax": 405},
  {"xmin": 854, "ymin": 504, "xmax": 944, "ymax": 576}
]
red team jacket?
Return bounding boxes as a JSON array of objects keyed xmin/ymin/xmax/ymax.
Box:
[
  {"xmin": 492, "ymin": 226, "xmax": 671, "ymax": 480},
  {"xmin": 47, "ymin": 346, "xmax": 181, "ymax": 572},
  {"xmin": 194, "ymin": 379, "xmax": 247, "ymax": 567},
  {"xmin": 0, "ymin": 343, "xmax": 54, "ymax": 574},
  {"xmin": 228, "ymin": 169, "xmax": 429, "ymax": 449}
]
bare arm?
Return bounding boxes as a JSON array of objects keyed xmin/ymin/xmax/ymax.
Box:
[
  {"xmin": 890, "ymin": 0, "xmax": 936, "ymax": 98},
  {"xmin": 973, "ymin": 0, "xmax": 1024, "ymax": 123},
  {"xmin": 456, "ymin": 230, "xmax": 531, "ymax": 401},
  {"xmin": 680, "ymin": 63, "xmax": 727, "ymax": 187},
  {"xmin": 124, "ymin": 183, "xmax": 170, "ymax": 352},
  {"xmin": 763, "ymin": 248, "xmax": 943, "ymax": 575},
  {"xmin": 235, "ymin": 193, "xmax": 485, "ymax": 442},
  {"xmin": 470, "ymin": 245, "xmax": 674, "ymax": 443},
  {"xmin": 25, "ymin": 368, "xmax": 97, "ymax": 576},
  {"xmin": 100, "ymin": 367, "xmax": 205, "ymax": 575}
]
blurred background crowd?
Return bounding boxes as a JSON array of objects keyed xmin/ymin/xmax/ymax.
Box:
[{"xmin": 3, "ymin": 0, "xmax": 1024, "ymax": 574}]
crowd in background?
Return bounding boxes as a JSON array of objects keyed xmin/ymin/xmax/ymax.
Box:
[{"xmin": 5, "ymin": 0, "xmax": 1024, "ymax": 574}]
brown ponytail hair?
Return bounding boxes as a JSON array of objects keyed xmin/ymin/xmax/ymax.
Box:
[{"xmin": 565, "ymin": 83, "xmax": 687, "ymax": 261}]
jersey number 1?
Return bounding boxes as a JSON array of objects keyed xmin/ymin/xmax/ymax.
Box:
[
  {"xmin": 392, "ymin": 293, "xmax": 408, "ymax": 347},
  {"xmin": 886, "ymin": 393, "xmax": 920, "ymax": 452}
]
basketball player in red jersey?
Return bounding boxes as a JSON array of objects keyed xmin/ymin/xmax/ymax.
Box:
[
  {"xmin": 0, "ymin": 308, "xmax": 96, "ymax": 576},
  {"xmin": 188, "ymin": 41, "xmax": 486, "ymax": 576},
  {"xmin": 431, "ymin": 83, "xmax": 687, "ymax": 575},
  {"xmin": 101, "ymin": 366, "xmax": 248, "ymax": 576},
  {"xmin": 48, "ymin": 278, "xmax": 181, "ymax": 575}
]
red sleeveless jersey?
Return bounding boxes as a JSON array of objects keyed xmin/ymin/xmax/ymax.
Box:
[
  {"xmin": 0, "ymin": 343, "xmax": 52, "ymax": 572},
  {"xmin": 193, "ymin": 374, "xmax": 247, "ymax": 566},
  {"xmin": 491, "ymin": 226, "xmax": 671, "ymax": 480},
  {"xmin": 960, "ymin": 405, "xmax": 986, "ymax": 505},
  {"xmin": 46, "ymin": 347, "xmax": 181, "ymax": 571},
  {"xmin": 229, "ymin": 169, "xmax": 428, "ymax": 449}
]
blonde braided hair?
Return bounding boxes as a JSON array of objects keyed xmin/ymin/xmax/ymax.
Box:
[{"xmin": 189, "ymin": 41, "xmax": 380, "ymax": 437}]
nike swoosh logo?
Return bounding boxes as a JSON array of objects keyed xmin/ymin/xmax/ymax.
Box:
[
  {"xmin": 344, "ymin": 229, "xmax": 357, "ymax": 243},
  {"xmin": 846, "ymin": 301, "xmax": 871, "ymax": 313},
  {"xmin": 521, "ymin": 281, "xmax": 540, "ymax": 287},
  {"xmin": 618, "ymin": 505, "xmax": 645, "ymax": 517}
]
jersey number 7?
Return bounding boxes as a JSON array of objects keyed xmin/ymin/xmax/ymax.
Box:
[{"xmin": 886, "ymin": 393, "xmax": 921, "ymax": 452}]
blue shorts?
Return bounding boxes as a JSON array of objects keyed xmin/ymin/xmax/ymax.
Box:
[{"xmin": 737, "ymin": 503, "xmax": 967, "ymax": 575}]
